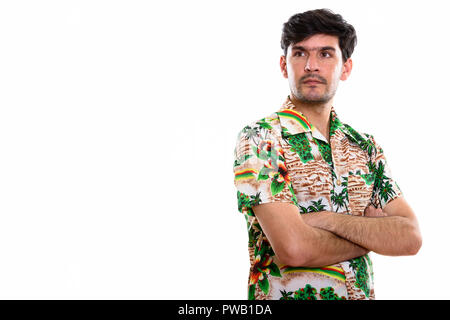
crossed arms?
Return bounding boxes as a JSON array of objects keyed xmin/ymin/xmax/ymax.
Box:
[{"xmin": 253, "ymin": 196, "xmax": 422, "ymax": 268}]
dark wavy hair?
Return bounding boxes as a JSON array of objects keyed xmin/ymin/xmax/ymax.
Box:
[{"xmin": 281, "ymin": 9, "xmax": 357, "ymax": 62}]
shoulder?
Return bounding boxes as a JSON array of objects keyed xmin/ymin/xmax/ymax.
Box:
[
  {"xmin": 233, "ymin": 111, "xmax": 284, "ymax": 166},
  {"xmin": 342, "ymin": 122, "xmax": 373, "ymax": 142},
  {"xmin": 341, "ymin": 122, "xmax": 382, "ymax": 157},
  {"xmin": 236, "ymin": 111, "xmax": 283, "ymax": 142}
]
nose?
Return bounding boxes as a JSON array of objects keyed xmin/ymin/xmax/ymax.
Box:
[{"xmin": 305, "ymin": 55, "xmax": 319, "ymax": 72}]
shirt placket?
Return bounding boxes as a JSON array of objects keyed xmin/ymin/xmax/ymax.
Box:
[
  {"xmin": 329, "ymin": 134, "xmax": 350, "ymax": 214},
  {"xmin": 309, "ymin": 128, "xmax": 341, "ymax": 213}
]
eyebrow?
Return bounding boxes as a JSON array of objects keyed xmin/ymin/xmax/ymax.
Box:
[{"xmin": 291, "ymin": 45, "xmax": 336, "ymax": 52}]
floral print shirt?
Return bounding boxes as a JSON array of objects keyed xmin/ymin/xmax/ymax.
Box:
[{"xmin": 232, "ymin": 97, "xmax": 402, "ymax": 300}]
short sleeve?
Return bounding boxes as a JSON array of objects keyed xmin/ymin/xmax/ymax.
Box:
[
  {"xmin": 233, "ymin": 124, "xmax": 298, "ymax": 216},
  {"xmin": 369, "ymin": 135, "xmax": 402, "ymax": 209}
]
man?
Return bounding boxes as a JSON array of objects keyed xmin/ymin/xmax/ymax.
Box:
[{"xmin": 232, "ymin": 9, "xmax": 421, "ymax": 300}]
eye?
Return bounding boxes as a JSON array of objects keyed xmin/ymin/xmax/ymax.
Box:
[
  {"xmin": 320, "ymin": 51, "xmax": 332, "ymax": 58},
  {"xmin": 293, "ymin": 51, "xmax": 305, "ymax": 57}
]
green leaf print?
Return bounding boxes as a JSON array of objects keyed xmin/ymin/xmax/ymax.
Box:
[
  {"xmin": 379, "ymin": 180, "xmax": 395, "ymax": 202},
  {"xmin": 268, "ymin": 263, "xmax": 281, "ymax": 277},
  {"xmin": 285, "ymin": 134, "xmax": 314, "ymax": 163},
  {"xmin": 348, "ymin": 256, "xmax": 371, "ymax": 297},
  {"xmin": 270, "ymin": 178, "xmax": 285, "ymax": 196},
  {"xmin": 257, "ymin": 119, "xmax": 273, "ymax": 130},
  {"xmin": 280, "ymin": 285, "xmax": 346, "ymax": 300},
  {"xmin": 280, "ymin": 290, "xmax": 294, "ymax": 300},
  {"xmin": 293, "ymin": 284, "xmax": 317, "ymax": 300},
  {"xmin": 315, "ymin": 138, "xmax": 332, "ymax": 165},
  {"xmin": 329, "ymin": 113, "xmax": 343, "ymax": 137},
  {"xmin": 307, "ymin": 199, "xmax": 326, "ymax": 212},
  {"xmin": 248, "ymin": 285, "xmax": 256, "ymax": 300},
  {"xmin": 252, "ymin": 145, "xmax": 269, "ymax": 161},
  {"xmin": 343, "ymin": 124, "xmax": 365, "ymax": 144},
  {"xmin": 288, "ymin": 184, "xmax": 299, "ymax": 207},
  {"xmin": 242, "ymin": 126, "xmax": 261, "ymax": 141},
  {"xmin": 369, "ymin": 160, "xmax": 398, "ymax": 207},
  {"xmin": 258, "ymin": 277, "xmax": 270, "ymax": 294},
  {"xmin": 236, "ymin": 191, "xmax": 262, "ymax": 217},
  {"xmin": 257, "ymin": 166, "xmax": 271, "ymax": 181},
  {"xmin": 360, "ymin": 173, "xmax": 375, "ymax": 185},
  {"xmin": 319, "ymin": 287, "xmax": 346, "ymax": 300},
  {"xmin": 234, "ymin": 154, "xmax": 252, "ymax": 167},
  {"xmin": 330, "ymin": 187, "xmax": 349, "ymax": 213}
]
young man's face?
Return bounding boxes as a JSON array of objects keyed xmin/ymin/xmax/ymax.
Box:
[{"xmin": 280, "ymin": 34, "xmax": 352, "ymax": 104}]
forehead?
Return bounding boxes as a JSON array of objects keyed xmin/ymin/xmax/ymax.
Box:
[{"xmin": 289, "ymin": 34, "xmax": 340, "ymax": 52}]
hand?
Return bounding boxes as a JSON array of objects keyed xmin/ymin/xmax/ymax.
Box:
[{"xmin": 364, "ymin": 205, "xmax": 387, "ymax": 217}]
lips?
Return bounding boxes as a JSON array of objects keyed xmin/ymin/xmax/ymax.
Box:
[
  {"xmin": 302, "ymin": 75, "xmax": 326, "ymax": 85},
  {"xmin": 303, "ymin": 79, "xmax": 323, "ymax": 85}
]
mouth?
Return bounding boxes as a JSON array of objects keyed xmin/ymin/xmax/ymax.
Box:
[
  {"xmin": 303, "ymin": 79, "xmax": 324, "ymax": 85},
  {"xmin": 301, "ymin": 76, "xmax": 326, "ymax": 85}
]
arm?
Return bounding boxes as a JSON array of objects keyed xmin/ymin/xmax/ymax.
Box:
[
  {"xmin": 253, "ymin": 201, "xmax": 369, "ymax": 268},
  {"xmin": 302, "ymin": 197, "xmax": 422, "ymax": 256}
]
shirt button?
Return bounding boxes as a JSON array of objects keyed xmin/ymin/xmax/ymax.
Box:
[{"xmin": 336, "ymin": 179, "xmax": 341, "ymax": 186}]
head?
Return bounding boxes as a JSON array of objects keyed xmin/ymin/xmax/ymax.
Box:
[{"xmin": 280, "ymin": 9, "xmax": 357, "ymax": 105}]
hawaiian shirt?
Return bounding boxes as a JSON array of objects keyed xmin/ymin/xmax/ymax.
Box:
[{"xmin": 232, "ymin": 97, "xmax": 402, "ymax": 300}]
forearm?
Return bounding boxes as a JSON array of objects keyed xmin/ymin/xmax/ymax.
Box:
[
  {"xmin": 305, "ymin": 211, "xmax": 421, "ymax": 256},
  {"xmin": 252, "ymin": 202, "xmax": 369, "ymax": 269},
  {"xmin": 293, "ymin": 224, "xmax": 368, "ymax": 267}
]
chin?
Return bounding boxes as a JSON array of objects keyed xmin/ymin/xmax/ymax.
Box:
[
  {"xmin": 297, "ymin": 94, "xmax": 331, "ymax": 105},
  {"xmin": 294, "ymin": 88, "xmax": 333, "ymax": 104},
  {"xmin": 303, "ymin": 99, "xmax": 330, "ymax": 105}
]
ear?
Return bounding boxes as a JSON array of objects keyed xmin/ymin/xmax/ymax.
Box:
[
  {"xmin": 340, "ymin": 58, "xmax": 353, "ymax": 81},
  {"xmin": 280, "ymin": 55, "xmax": 288, "ymax": 78}
]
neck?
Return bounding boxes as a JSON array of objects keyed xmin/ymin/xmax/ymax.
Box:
[{"xmin": 289, "ymin": 94, "xmax": 333, "ymax": 141}]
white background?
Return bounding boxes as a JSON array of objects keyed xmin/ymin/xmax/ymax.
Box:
[{"xmin": 0, "ymin": 0, "xmax": 447, "ymax": 299}]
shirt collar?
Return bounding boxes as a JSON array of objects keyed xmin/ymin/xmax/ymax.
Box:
[
  {"xmin": 276, "ymin": 97, "xmax": 344, "ymax": 140},
  {"xmin": 276, "ymin": 97, "xmax": 314, "ymax": 136},
  {"xmin": 276, "ymin": 97, "xmax": 375, "ymax": 155}
]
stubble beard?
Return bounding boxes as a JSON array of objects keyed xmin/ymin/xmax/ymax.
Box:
[
  {"xmin": 291, "ymin": 75, "xmax": 337, "ymax": 105},
  {"xmin": 292, "ymin": 83, "xmax": 336, "ymax": 105}
]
